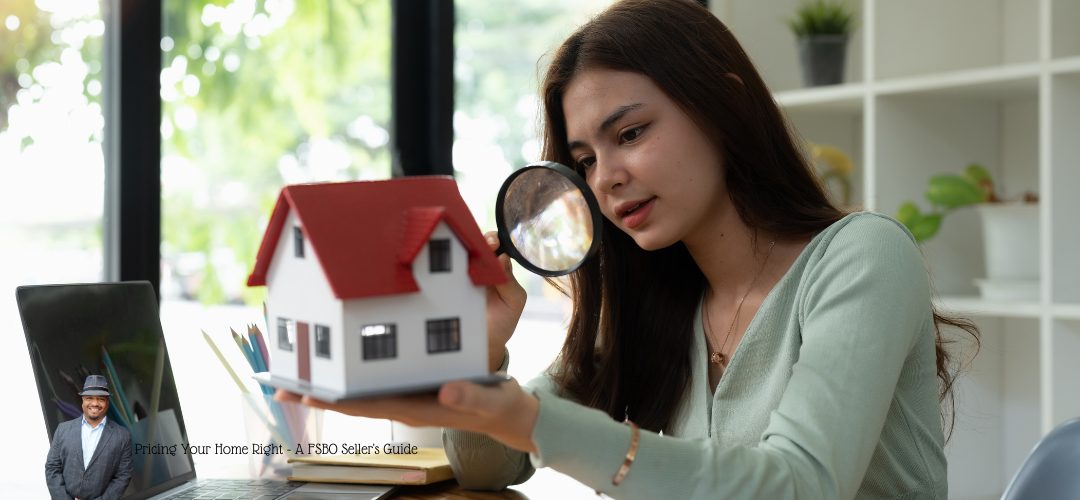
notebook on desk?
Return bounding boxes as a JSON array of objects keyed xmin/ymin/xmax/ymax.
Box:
[{"xmin": 17, "ymin": 281, "xmax": 395, "ymax": 500}]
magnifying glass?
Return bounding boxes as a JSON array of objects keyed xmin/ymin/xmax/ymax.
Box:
[{"xmin": 494, "ymin": 161, "xmax": 603, "ymax": 277}]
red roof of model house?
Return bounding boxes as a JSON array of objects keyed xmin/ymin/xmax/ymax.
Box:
[{"xmin": 247, "ymin": 177, "xmax": 507, "ymax": 299}]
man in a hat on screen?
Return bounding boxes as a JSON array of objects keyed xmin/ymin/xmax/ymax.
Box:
[{"xmin": 45, "ymin": 375, "xmax": 133, "ymax": 500}]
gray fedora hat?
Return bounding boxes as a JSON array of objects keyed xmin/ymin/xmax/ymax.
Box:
[{"xmin": 78, "ymin": 374, "xmax": 110, "ymax": 397}]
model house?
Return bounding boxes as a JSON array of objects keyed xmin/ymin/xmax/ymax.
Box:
[{"xmin": 246, "ymin": 177, "xmax": 506, "ymax": 397}]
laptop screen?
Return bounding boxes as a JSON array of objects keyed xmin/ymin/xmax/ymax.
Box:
[{"xmin": 18, "ymin": 281, "xmax": 196, "ymax": 499}]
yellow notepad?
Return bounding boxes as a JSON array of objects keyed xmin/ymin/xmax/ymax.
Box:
[{"xmin": 287, "ymin": 447, "xmax": 453, "ymax": 485}]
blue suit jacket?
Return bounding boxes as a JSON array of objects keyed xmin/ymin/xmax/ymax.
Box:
[{"xmin": 45, "ymin": 417, "xmax": 133, "ymax": 500}]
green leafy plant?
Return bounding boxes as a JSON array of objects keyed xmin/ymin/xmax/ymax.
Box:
[
  {"xmin": 895, "ymin": 163, "xmax": 1010, "ymax": 243},
  {"xmin": 786, "ymin": 0, "xmax": 856, "ymax": 37}
]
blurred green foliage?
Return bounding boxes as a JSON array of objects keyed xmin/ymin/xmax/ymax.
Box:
[
  {"xmin": 895, "ymin": 163, "xmax": 995, "ymax": 243},
  {"xmin": 160, "ymin": 0, "xmax": 392, "ymax": 304},
  {"xmin": 786, "ymin": 0, "xmax": 856, "ymax": 37}
]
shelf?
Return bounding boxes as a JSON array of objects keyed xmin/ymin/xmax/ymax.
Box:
[
  {"xmin": 717, "ymin": 2, "xmax": 1075, "ymax": 497},
  {"xmin": 1052, "ymin": 304, "xmax": 1080, "ymax": 320},
  {"xmin": 712, "ymin": 0, "xmax": 865, "ymax": 93},
  {"xmin": 1050, "ymin": 55, "xmax": 1080, "ymax": 77},
  {"xmin": 875, "ymin": 63, "xmax": 1040, "ymax": 101},
  {"xmin": 774, "ymin": 83, "xmax": 865, "ymax": 113},
  {"xmin": 936, "ymin": 295, "xmax": 1043, "ymax": 319}
]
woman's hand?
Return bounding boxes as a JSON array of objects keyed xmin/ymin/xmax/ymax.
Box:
[
  {"xmin": 484, "ymin": 231, "xmax": 526, "ymax": 371},
  {"xmin": 275, "ymin": 378, "xmax": 540, "ymax": 453}
]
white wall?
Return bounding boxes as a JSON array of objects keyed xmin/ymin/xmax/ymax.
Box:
[
  {"xmin": 343, "ymin": 222, "xmax": 487, "ymax": 393},
  {"xmin": 264, "ymin": 211, "xmax": 345, "ymax": 392}
]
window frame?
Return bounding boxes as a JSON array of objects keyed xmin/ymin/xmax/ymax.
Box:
[{"xmin": 105, "ymin": 0, "xmax": 163, "ymax": 295}]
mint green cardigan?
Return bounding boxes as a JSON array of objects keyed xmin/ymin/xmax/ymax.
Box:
[{"xmin": 443, "ymin": 212, "xmax": 948, "ymax": 499}]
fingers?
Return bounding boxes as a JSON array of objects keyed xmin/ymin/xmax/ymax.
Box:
[
  {"xmin": 484, "ymin": 231, "xmax": 514, "ymax": 275},
  {"xmin": 484, "ymin": 232, "xmax": 526, "ymax": 309},
  {"xmin": 277, "ymin": 381, "xmax": 530, "ymax": 443}
]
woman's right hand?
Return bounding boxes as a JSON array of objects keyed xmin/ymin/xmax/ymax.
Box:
[{"xmin": 484, "ymin": 231, "xmax": 526, "ymax": 371}]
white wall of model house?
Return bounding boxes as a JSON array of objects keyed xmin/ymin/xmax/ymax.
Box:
[
  {"xmin": 343, "ymin": 222, "xmax": 487, "ymax": 393},
  {"xmin": 264, "ymin": 213, "xmax": 487, "ymax": 395},
  {"xmin": 264, "ymin": 210, "xmax": 344, "ymax": 392}
]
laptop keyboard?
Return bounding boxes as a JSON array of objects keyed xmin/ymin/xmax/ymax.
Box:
[{"xmin": 163, "ymin": 479, "xmax": 304, "ymax": 499}]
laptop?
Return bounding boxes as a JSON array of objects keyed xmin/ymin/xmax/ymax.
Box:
[{"xmin": 17, "ymin": 281, "xmax": 395, "ymax": 499}]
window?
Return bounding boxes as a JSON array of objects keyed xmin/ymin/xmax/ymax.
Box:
[
  {"xmin": 314, "ymin": 324, "xmax": 330, "ymax": 358},
  {"xmin": 361, "ymin": 323, "xmax": 396, "ymax": 360},
  {"xmin": 426, "ymin": 317, "xmax": 461, "ymax": 354},
  {"xmin": 452, "ymin": 0, "xmax": 611, "ymax": 232},
  {"xmin": 1, "ymin": 3, "xmax": 107, "ymax": 288},
  {"xmin": 451, "ymin": 0, "xmax": 607, "ymax": 374},
  {"xmin": 277, "ymin": 317, "xmax": 295, "ymax": 352},
  {"xmin": 429, "ymin": 238, "xmax": 450, "ymax": 272},
  {"xmin": 161, "ymin": 0, "xmax": 390, "ymax": 304},
  {"xmin": 294, "ymin": 226, "xmax": 305, "ymax": 258}
]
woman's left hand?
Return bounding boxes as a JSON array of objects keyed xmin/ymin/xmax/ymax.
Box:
[{"xmin": 275, "ymin": 378, "xmax": 540, "ymax": 454}]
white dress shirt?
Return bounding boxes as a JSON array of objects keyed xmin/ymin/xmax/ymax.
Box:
[{"xmin": 81, "ymin": 415, "xmax": 107, "ymax": 469}]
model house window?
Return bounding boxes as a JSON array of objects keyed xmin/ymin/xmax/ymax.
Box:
[
  {"xmin": 429, "ymin": 239, "xmax": 451, "ymax": 272},
  {"xmin": 314, "ymin": 325, "xmax": 331, "ymax": 359},
  {"xmin": 361, "ymin": 323, "xmax": 397, "ymax": 360},
  {"xmin": 277, "ymin": 318, "xmax": 295, "ymax": 352},
  {"xmin": 294, "ymin": 226, "xmax": 305, "ymax": 258},
  {"xmin": 426, "ymin": 317, "xmax": 461, "ymax": 354}
]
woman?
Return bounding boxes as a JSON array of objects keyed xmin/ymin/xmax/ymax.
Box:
[{"xmin": 280, "ymin": 0, "xmax": 976, "ymax": 497}]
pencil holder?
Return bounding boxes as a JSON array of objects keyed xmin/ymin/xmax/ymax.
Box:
[{"xmin": 241, "ymin": 392, "xmax": 323, "ymax": 478}]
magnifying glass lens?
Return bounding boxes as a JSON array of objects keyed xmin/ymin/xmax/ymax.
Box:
[{"xmin": 496, "ymin": 162, "xmax": 602, "ymax": 277}]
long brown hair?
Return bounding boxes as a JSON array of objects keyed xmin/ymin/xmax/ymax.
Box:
[{"xmin": 539, "ymin": 0, "xmax": 978, "ymax": 435}]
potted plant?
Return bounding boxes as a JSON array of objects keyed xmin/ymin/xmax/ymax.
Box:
[
  {"xmin": 786, "ymin": 0, "xmax": 856, "ymax": 87},
  {"xmin": 895, "ymin": 163, "xmax": 1040, "ymax": 300}
]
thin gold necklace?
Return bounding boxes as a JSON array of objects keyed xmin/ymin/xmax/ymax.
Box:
[{"xmin": 704, "ymin": 240, "xmax": 776, "ymax": 368}]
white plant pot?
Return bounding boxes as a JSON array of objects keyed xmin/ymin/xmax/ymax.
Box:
[{"xmin": 975, "ymin": 203, "xmax": 1040, "ymax": 301}]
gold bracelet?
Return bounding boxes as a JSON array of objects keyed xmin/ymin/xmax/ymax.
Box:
[{"xmin": 612, "ymin": 419, "xmax": 640, "ymax": 486}]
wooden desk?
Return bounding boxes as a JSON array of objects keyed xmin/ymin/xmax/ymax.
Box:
[
  {"xmin": 393, "ymin": 481, "xmax": 527, "ymax": 499},
  {"xmin": 392, "ymin": 468, "xmax": 595, "ymax": 499}
]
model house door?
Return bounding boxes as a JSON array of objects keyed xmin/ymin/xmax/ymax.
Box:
[{"xmin": 297, "ymin": 322, "xmax": 310, "ymax": 382}]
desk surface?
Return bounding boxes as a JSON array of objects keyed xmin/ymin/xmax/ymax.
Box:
[
  {"xmin": 394, "ymin": 481, "xmax": 527, "ymax": 499},
  {"xmin": 393, "ymin": 468, "xmax": 594, "ymax": 499}
]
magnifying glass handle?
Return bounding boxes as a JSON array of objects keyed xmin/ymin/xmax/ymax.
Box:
[{"xmin": 494, "ymin": 243, "xmax": 507, "ymax": 256}]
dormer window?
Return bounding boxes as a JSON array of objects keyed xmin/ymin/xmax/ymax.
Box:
[
  {"xmin": 293, "ymin": 226, "xmax": 305, "ymax": 258},
  {"xmin": 429, "ymin": 239, "xmax": 450, "ymax": 272}
]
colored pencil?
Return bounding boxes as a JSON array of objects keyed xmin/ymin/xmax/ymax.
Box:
[
  {"xmin": 252, "ymin": 324, "xmax": 271, "ymax": 370},
  {"xmin": 231, "ymin": 328, "xmax": 256, "ymax": 370},
  {"xmin": 201, "ymin": 330, "xmax": 248, "ymax": 394},
  {"xmin": 247, "ymin": 325, "xmax": 267, "ymax": 373}
]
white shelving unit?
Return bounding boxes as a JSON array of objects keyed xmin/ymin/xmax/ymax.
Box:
[{"xmin": 711, "ymin": 1, "xmax": 1079, "ymax": 498}]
